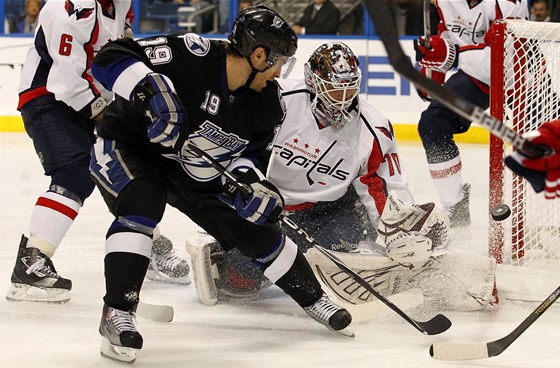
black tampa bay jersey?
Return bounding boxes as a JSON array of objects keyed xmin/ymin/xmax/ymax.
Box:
[{"xmin": 93, "ymin": 33, "xmax": 286, "ymax": 182}]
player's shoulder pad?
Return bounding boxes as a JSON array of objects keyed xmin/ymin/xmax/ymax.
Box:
[
  {"xmin": 278, "ymin": 77, "xmax": 308, "ymax": 97},
  {"xmin": 181, "ymin": 33, "xmax": 212, "ymax": 57},
  {"xmin": 61, "ymin": 0, "xmax": 98, "ymax": 18},
  {"xmin": 494, "ymin": 0, "xmax": 529, "ymax": 19},
  {"xmin": 359, "ymin": 98, "xmax": 391, "ymax": 126}
]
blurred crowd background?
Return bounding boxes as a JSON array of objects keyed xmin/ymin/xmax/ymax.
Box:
[{"xmin": 0, "ymin": 0, "xmax": 558, "ymax": 37}]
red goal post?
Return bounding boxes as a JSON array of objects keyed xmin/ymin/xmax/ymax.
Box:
[{"xmin": 489, "ymin": 19, "xmax": 560, "ymax": 271}]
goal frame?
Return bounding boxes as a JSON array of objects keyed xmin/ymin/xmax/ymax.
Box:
[{"xmin": 489, "ymin": 19, "xmax": 560, "ymax": 268}]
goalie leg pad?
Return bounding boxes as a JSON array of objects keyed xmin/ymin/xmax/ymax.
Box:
[
  {"xmin": 306, "ymin": 247, "xmax": 496, "ymax": 311},
  {"xmin": 186, "ymin": 234, "xmax": 219, "ymax": 306},
  {"xmin": 186, "ymin": 234, "xmax": 264, "ymax": 305}
]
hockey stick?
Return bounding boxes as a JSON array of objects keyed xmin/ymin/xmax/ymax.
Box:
[
  {"xmin": 422, "ymin": 0, "xmax": 432, "ymax": 79},
  {"xmin": 362, "ymin": 0, "xmax": 549, "ymax": 159},
  {"xmin": 185, "ymin": 141, "xmax": 452, "ymax": 335},
  {"xmin": 430, "ymin": 284, "xmax": 560, "ymax": 360},
  {"xmin": 137, "ymin": 300, "xmax": 174, "ymax": 322}
]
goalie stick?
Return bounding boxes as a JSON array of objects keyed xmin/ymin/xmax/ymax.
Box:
[
  {"xmin": 430, "ymin": 284, "xmax": 560, "ymax": 360},
  {"xmin": 185, "ymin": 141, "xmax": 452, "ymax": 335},
  {"xmin": 362, "ymin": 0, "xmax": 550, "ymax": 159}
]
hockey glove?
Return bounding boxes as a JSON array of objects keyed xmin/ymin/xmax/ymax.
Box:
[
  {"xmin": 218, "ymin": 169, "xmax": 284, "ymax": 225},
  {"xmin": 416, "ymin": 67, "xmax": 446, "ymax": 102},
  {"xmin": 414, "ymin": 36, "xmax": 459, "ymax": 73},
  {"xmin": 505, "ymin": 120, "xmax": 560, "ymax": 198},
  {"xmin": 133, "ymin": 73, "xmax": 187, "ymax": 148}
]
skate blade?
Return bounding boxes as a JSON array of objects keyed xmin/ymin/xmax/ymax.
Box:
[
  {"xmin": 333, "ymin": 326, "xmax": 355, "ymax": 338},
  {"xmin": 100, "ymin": 337, "xmax": 138, "ymax": 364},
  {"xmin": 5, "ymin": 283, "xmax": 70, "ymax": 303},
  {"xmin": 145, "ymin": 269, "xmax": 191, "ymax": 285}
]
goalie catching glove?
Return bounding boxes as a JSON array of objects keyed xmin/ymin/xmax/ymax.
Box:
[
  {"xmin": 132, "ymin": 73, "xmax": 187, "ymax": 148},
  {"xmin": 219, "ymin": 168, "xmax": 284, "ymax": 225},
  {"xmin": 414, "ymin": 35, "xmax": 459, "ymax": 73},
  {"xmin": 505, "ymin": 120, "xmax": 560, "ymax": 199},
  {"xmin": 377, "ymin": 192, "xmax": 450, "ymax": 266}
]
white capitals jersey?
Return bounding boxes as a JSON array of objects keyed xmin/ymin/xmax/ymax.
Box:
[
  {"xmin": 436, "ymin": 0, "xmax": 528, "ymax": 85},
  {"xmin": 18, "ymin": 0, "xmax": 132, "ymax": 112},
  {"xmin": 270, "ymin": 78, "xmax": 414, "ymax": 227}
]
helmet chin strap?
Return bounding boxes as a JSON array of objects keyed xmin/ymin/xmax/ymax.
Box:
[{"xmin": 243, "ymin": 55, "xmax": 270, "ymax": 88}]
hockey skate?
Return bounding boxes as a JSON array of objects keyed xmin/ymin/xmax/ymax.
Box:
[
  {"xmin": 186, "ymin": 237, "xmax": 262, "ymax": 306},
  {"xmin": 146, "ymin": 235, "xmax": 191, "ymax": 285},
  {"xmin": 99, "ymin": 303, "xmax": 143, "ymax": 364},
  {"xmin": 304, "ymin": 293, "xmax": 354, "ymax": 337},
  {"xmin": 448, "ymin": 183, "xmax": 471, "ymax": 228},
  {"xmin": 5, "ymin": 235, "xmax": 72, "ymax": 303}
]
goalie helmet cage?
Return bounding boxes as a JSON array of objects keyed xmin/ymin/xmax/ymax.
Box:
[{"xmin": 489, "ymin": 19, "xmax": 560, "ymax": 270}]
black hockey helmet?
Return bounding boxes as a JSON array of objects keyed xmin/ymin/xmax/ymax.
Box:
[{"xmin": 228, "ymin": 5, "xmax": 297, "ymax": 72}]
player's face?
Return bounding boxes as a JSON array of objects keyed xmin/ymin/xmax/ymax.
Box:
[
  {"xmin": 250, "ymin": 55, "xmax": 295, "ymax": 92},
  {"xmin": 250, "ymin": 67, "xmax": 278, "ymax": 92},
  {"xmin": 323, "ymin": 84, "xmax": 359, "ymax": 104}
]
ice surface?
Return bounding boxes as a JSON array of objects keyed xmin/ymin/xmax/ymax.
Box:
[{"xmin": 1, "ymin": 132, "xmax": 559, "ymax": 368}]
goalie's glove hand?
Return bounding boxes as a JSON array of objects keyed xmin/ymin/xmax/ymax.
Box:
[
  {"xmin": 218, "ymin": 169, "xmax": 285, "ymax": 225},
  {"xmin": 505, "ymin": 120, "xmax": 560, "ymax": 198},
  {"xmin": 133, "ymin": 73, "xmax": 187, "ymax": 148},
  {"xmin": 414, "ymin": 36, "xmax": 459, "ymax": 73},
  {"xmin": 416, "ymin": 67, "xmax": 446, "ymax": 102}
]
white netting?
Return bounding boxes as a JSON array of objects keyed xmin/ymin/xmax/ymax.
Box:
[{"xmin": 490, "ymin": 20, "xmax": 560, "ymax": 269}]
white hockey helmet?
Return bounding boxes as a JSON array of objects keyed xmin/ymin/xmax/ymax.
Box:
[{"xmin": 304, "ymin": 42, "xmax": 362, "ymax": 128}]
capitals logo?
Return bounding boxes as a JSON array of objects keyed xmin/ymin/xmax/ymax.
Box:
[
  {"xmin": 65, "ymin": 0, "xmax": 94, "ymax": 20},
  {"xmin": 184, "ymin": 33, "xmax": 211, "ymax": 57}
]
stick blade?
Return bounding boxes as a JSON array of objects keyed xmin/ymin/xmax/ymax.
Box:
[
  {"xmin": 137, "ymin": 301, "xmax": 174, "ymax": 323},
  {"xmin": 419, "ymin": 314, "xmax": 452, "ymax": 335},
  {"xmin": 430, "ymin": 342, "xmax": 490, "ymax": 360}
]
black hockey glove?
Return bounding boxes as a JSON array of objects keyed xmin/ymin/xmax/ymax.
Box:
[
  {"xmin": 218, "ymin": 168, "xmax": 284, "ymax": 225},
  {"xmin": 132, "ymin": 73, "xmax": 187, "ymax": 148}
]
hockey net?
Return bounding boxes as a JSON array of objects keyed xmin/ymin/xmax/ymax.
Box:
[{"xmin": 489, "ymin": 19, "xmax": 560, "ymax": 271}]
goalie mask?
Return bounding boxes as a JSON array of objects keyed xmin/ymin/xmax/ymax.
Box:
[{"xmin": 304, "ymin": 42, "xmax": 362, "ymax": 128}]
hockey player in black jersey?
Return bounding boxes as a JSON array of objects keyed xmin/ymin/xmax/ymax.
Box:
[{"xmin": 89, "ymin": 5, "xmax": 352, "ymax": 363}]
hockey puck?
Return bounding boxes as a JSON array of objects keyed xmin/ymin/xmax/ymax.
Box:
[{"xmin": 491, "ymin": 204, "xmax": 511, "ymax": 221}]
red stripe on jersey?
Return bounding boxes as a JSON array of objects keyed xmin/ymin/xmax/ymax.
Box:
[
  {"xmin": 82, "ymin": 18, "xmax": 100, "ymax": 95},
  {"xmin": 126, "ymin": 4, "xmax": 134, "ymax": 25},
  {"xmin": 495, "ymin": 2, "xmax": 504, "ymax": 20},
  {"xmin": 284, "ymin": 202, "xmax": 316, "ymax": 212},
  {"xmin": 359, "ymin": 139, "xmax": 387, "ymax": 216},
  {"xmin": 36, "ymin": 197, "xmax": 78, "ymax": 220},
  {"xmin": 17, "ymin": 87, "xmax": 51, "ymax": 110},
  {"xmin": 430, "ymin": 161, "xmax": 462, "ymax": 179},
  {"xmin": 470, "ymin": 76, "xmax": 489, "ymax": 94}
]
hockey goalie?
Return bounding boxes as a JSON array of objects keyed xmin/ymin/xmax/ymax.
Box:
[
  {"xmin": 186, "ymin": 41, "xmax": 496, "ymax": 315},
  {"xmin": 187, "ymin": 192, "xmax": 496, "ymax": 314}
]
